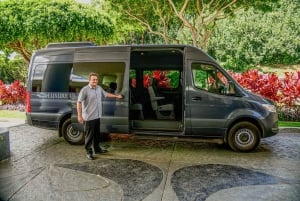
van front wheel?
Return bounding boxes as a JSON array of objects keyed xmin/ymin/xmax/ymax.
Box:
[
  {"xmin": 228, "ymin": 122, "xmax": 260, "ymax": 152},
  {"xmin": 62, "ymin": 118, "xmax": 85, "ymax": 145}
]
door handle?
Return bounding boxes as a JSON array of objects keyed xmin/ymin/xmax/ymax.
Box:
[{"xmin": 192, "ymin": 96, "xmax": 202, "ymax": 101}]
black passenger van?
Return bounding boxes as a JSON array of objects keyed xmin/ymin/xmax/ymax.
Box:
[{"xmin": 26, "ymin": 42, "xmax": 279, "ymax": 152}]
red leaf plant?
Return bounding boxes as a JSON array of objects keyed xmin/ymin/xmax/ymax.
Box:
[
  {"xmin": 147, "ymin": 70, "xmax": 171, "ymax": 88},
  {"xmin": 0, "ymin": 80, "xmax": 26, "ymax": 105},
  {"xmin": 229, "ymin": 70, "xmax": 300, "ymax": 106}
]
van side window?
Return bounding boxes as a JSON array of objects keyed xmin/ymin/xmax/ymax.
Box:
[
  {"xmin": 32, "ymin": 64, "xmax": 47, "ymax": 92},
  {"xmin": 192, "ymin": 63, "xmax": 233, "ymax": 95},
  {"xmin": 71, "ymin": 62, "xmax": 125, "ymax": 93},
  {"xmin": 142, "ymin": 70, "xmax": 180, "ymax": 89},
  {"xmin": 31, "ymin": 63, "xmax": 72, "ymax": 92}
]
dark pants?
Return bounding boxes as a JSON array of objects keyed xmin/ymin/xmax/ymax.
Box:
[{"xmin": 84, "ymin": 118, "xmax": 101, "ymax": 155}]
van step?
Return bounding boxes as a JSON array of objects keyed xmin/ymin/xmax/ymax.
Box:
[
  {"xmin": 134, "ymin": 131, "xmax": 183, "ymax": 136},
  {"xmin": 130, "ymin": 120, "xmax": 182, "ymax": 131},
  {"xmin": 133, "ymin": 134, "xmax": 224, "ymax": 144}
]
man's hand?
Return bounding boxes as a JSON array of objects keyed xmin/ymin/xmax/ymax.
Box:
[
  {"xmin": 116, "ymin": 94, "xmax": 123, "ymax": 99},
  {"xmin": 77, "ymin": 101, "xmax": 83, "ymax": 124},
  {"xmin": 78, "ymin": 115, "xmax": 84, "ymax": 124}
]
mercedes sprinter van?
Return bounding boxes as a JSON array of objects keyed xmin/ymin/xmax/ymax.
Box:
[{"xmin": 26, "ymin": 43, "xmax": 279, "ymax": 152}]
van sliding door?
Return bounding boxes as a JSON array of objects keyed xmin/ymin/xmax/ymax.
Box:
[{"xmin": 72, "ymin": 47, "xmax": 131, "ymax": 134}]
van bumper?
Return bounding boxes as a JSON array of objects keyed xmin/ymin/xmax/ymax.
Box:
[
  {"xmin": 26, "ymin": 112, "xmax": 60, "ymax": 130},
  {"xmin": 261, "ymin": 112, "xmax": 279, "ymax": 138}
]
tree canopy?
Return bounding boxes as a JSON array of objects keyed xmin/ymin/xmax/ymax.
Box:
[
  {"xmin": 0, "ymin": 0, "xmax": 114, "ymax": 62},
  {"xmin": 208, "ymin": 0, "xmax": 300, "ymax": 70},
  {"xmin": 111, "ymin": 0, "xmax": 279, "ymax": 50}
]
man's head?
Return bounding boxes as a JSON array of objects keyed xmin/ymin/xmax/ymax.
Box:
[{"xmin": 89, "ymin": 72, "xmax": 99, "ymax": 88}]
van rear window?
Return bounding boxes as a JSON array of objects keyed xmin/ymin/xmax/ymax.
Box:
[
  {"xmin": 31, "ymin": 63, "xmax": 72, "ymax": 92},
  {"xmin": 31, "ymin": 62, "xmax": 125, "ymax": 94}
]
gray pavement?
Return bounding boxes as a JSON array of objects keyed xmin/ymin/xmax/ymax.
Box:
[{"xmin": 0, "ymin": 118, "xmax": 299, "ymax": 201}]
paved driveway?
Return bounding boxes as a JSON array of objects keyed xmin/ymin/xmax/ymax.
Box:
[{"xmin": 0, "ymin": 125, "xmax": 299, "ymax": 201}]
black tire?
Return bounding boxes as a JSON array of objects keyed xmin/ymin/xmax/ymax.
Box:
[
  {"xmin": 227, "ymin": 121, "xmax": 260, "ymax": 152},
  {"xmin": 62, "ymin": 118, "xmax": 85, "ymax": 145}
]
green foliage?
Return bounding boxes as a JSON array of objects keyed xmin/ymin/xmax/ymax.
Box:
[
  {"xmin": 0, "ymin": 0, "xmax": 114, "ymax": 61},
  {"xmin": 277, "ymin": 106, "xmax": 300, "ymax": 122},
  {"xmin": 0, "ymin": 53, "xmax": 27, "ymax": 84},
  {"xmin": 208, "ymin": 0, "xmax": 300, "ymax": 71},
  {"xmin": 110, "ymin": 0, "xmax": 279, "ymax": 48}
]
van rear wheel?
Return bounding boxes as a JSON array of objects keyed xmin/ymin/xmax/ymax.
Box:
[
  {"xmin": 228, "ymin": 121, "xmax": 260, "ymax": 152},
  {"xmin": 62, "ymin": 118, "xmax": 85, "ymax": 145}
]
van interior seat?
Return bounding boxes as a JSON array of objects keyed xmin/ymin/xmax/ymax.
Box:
[
  {"xmin": 148, "ymin": 78, "xmax": 175, "ymax": 120},
  {"xmin": 129, "ymin": 79, "xmax": 144, "ymax": 120}
]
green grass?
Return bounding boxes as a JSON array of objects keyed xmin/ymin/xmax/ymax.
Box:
[
  {"xmin": 0, "ymin": 110, "xmax": 25, "ymax": 119},
  {"xmin": 279, "ymin": 121, "xmax": 300, "ymax": 127}
]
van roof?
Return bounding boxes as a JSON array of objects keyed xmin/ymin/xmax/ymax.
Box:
[
  {"xmin": 46, "ymin": 42, "xmax": 95, "ymax": 49},
  {"xmin": 37, "ymin": 43, "xmax": 194, "ymax": 53},
  {"xmin": 31, "ymin": 43, "xmax": 214, "ymax": 64}
]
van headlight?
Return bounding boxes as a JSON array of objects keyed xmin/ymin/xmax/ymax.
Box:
[{"xmin": 262, "ymin": 104, "xmax": 277, "ymax": 113}]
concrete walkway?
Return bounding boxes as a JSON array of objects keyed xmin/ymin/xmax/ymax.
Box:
[
  {"xmin": 0, "ymin": 118, "xmax": 26, "ymax": 128},
  {"xmin": 0, "ymin": 120, "xmax": 299, "ymax": 201}
]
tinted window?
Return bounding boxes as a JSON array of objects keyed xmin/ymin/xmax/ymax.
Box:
[
  {"xmin": 192, "ymin": 63, "xmax": 234, "ymax": 95},
  {"xmin": 31, "ymin": 63, "xmax": 72, "ymax": 92}
]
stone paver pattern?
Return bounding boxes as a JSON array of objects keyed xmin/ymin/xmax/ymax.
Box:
[{"xmin": 0, "ymin": 125, "xmax": 299, "ymax": 201}]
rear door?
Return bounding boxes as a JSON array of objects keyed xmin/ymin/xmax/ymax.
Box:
[
  {"xmin": 71, "ymin": 46, "xmax": 131, "ymax": 134},
  {"xmin": 27, "ymin": 49, "xmax": 74, "ymax": 129}
]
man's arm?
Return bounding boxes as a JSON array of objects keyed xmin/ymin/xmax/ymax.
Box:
[
  {"xmin": 106, "ymin": 93, "xmax": 123, "ymax": 99},
  {"xmin": 77, "ymin": 101, "xmax": 84, "ymax": 124}
]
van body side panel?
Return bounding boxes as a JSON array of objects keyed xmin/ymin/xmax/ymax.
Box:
[
  {"xmin": 26, "ymin": 93, "xmax": 72, "ymax": 129},
  {"xmin": 184, "ymin": 46, "xmax": 279, "ymax": 139}
]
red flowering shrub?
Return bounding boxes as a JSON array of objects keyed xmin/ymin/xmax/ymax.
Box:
[
  {"xmin": 229, "ymin": 70, "xmax": 300, "ymax": 121},
  {"xmin": 0, "ymin": 80, "xmax": 26, "ymax": 105},
  {"xmin": 229, "ymin": 70, "xmax": 300, "ymax": 106},
  {"xmin": 151, "ymin": 70, "xmax": 172, "ymax": 88}
]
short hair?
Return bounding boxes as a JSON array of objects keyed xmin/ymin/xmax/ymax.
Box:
[
  {"xmin": 89, "ymin": 72, "xmax": 98, "ymax": 80},
  {"xmin": 109, "ymin": 82, "xmax": 117, "ymax": 90}
]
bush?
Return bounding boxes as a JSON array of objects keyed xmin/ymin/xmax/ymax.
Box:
[
  {"xmin": 0, "ymin": 54, "xmax": 27, "ymax": 84},
  {"xmin": 229, "ymin": 69, "xmax": 300, "ymax": 106},
  {"xmin": 0, "ymin": 80, "xmax": 26, "ymax": 105},
  {"xmin": 229, "ymin": 69, "xmax": 300, "ymax": 122},
  {"xmin": 208, "ymin": 0, "xmax": 300, "ymax": 70},
  {"xmin": 277, "ymin": 105, "xmax": 300, "ymax": 121}
]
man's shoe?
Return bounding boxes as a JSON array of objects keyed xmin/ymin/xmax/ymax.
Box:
[
  {"xmin": 94, "ymin": 149, "xmax": 108, "ymax": 154},
  {"xmin": 86, "ymin": 154, "xmax": 95, "ymax": 160}
]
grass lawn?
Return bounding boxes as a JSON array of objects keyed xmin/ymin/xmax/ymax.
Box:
[
  {"xmin": 279, "ymin": 121, "xmax": 300, "ymax": 127},
  {"xmin": 0, "ymin": 110, "xmax": 25, "ymax": 119}
]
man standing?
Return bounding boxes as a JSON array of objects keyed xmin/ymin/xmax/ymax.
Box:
[{"xmin": 77, "ymin": 72, "xmax": 123, "ymax": 160}]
